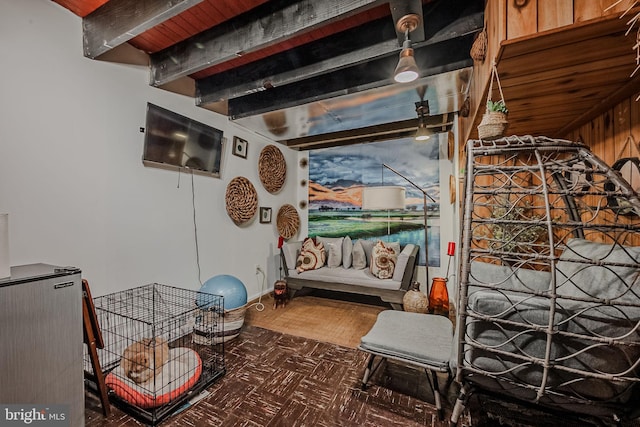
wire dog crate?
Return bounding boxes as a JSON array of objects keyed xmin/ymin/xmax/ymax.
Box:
[
  {"xmin": 84, "ymin": 283, "xmax": 225, "ymax": 425},
  {"xmin": 453, "ymin": 135, "xmax": 640, "ymax": 425}
]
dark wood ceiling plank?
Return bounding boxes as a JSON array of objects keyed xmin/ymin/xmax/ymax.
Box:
[
  {"xmin": 83, "ymin": 0, "xmax": 205, "ymax": 59},
  {"xmin": 197, "ymin": 38, "xmax": 399, "ymax": 103},
  {"xmin": 190, "ymin": 3, "xmax": 392, "ymax": 78},
  {"xmin": 224, "ymin": 35, "xmax": 474, "ymax": 119},
  {"xmin": 196, "ymin": 10, "xmax": 482, "ymax": 104},
  {"xmin": 149, "ymin": 0, "xmax": 386, "ymax": 86}
]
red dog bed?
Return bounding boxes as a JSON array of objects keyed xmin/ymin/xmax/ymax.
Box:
[{"xmin": 106, "ymin": 348, "xmax": 201, "ymax": 408}]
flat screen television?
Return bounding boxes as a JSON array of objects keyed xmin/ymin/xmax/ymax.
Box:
[{"xmin": 142, "ymin": 103, "xmax": 224, "ymax": 177}]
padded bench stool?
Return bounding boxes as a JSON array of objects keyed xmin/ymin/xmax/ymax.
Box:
[{"xmin": 358, "ymin": 310, "xmax": 454, "ymax": 419}]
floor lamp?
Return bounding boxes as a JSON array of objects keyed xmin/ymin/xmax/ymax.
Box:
[
  {"xmin": 376, "ymin": 163, "xmax": 436, "ymax": 290},
  {"xmin": 361, "ymin": 185, "xmax": 406, "ymax": 237}
]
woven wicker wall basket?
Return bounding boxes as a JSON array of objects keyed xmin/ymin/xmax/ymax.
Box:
[
  {"xmin": 276, "ymin": 204, "xmax": 300, "ymax": 240},
  {"xmin": 259, "ymin": 145, "xmax": 286, "ymax": 193},
  {"xmin": 225, "ymin": 176, "xmax": 258, "ymax": 225}
]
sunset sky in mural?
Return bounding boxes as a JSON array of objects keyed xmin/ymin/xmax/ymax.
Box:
[{"xmin": 308, "ymin": 137, "xmax": 440, "ymax": 209}]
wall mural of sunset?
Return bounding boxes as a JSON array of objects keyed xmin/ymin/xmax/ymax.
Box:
[{"xmin": 308, "ymin": 137, "xmax": 440, "ymax": 267}]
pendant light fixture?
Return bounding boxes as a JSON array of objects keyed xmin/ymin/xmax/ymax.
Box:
[
  {"xmin": 394, "ymin": 14, "xmax": 421, "ymax": 83},
  {"xmin": 415, "ymin": 100, "xmax": 431, "ymax": 141}
]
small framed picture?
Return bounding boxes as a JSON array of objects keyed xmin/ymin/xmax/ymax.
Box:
[
  {"xmin": 260, "ymin": 207, "xmax": 272, "ymax": 224},
  {"xmin": 232, "ymin": 136, "xmax": 248, "ymax": 159}
]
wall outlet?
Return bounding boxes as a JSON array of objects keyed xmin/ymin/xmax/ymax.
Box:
[{"xmin": 255, "ymin": 264, "xmax": 261, "ymax": 274}]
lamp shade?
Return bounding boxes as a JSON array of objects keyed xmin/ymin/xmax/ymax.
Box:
[
  {"xmin": 393, "ymin": 47, "xmax": 419, "ymax": 83},
  {"xmin": 415, "ymin": 124, "xmax": 431, "ymax": 141},
  {"xmin": 362, "ymin": 186, "xmax": 406, "ymax": 210}
]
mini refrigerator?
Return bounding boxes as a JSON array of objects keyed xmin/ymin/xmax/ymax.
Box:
[{"xmin": 0, "ymin": 264, "xmax": 84, "ymax": 427}]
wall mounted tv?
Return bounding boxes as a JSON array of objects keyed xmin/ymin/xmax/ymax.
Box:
[{"xmin": 142, "ymin": 103, "xmax": 224, "ymax": 178}]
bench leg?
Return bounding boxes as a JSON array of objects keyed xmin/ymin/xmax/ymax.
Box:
[
  {"xmin": 361, "ymin": 353, "xmax": 387, "ymax": 391},
  {"xmin": 361, "ymin": 354, "xmax": 375, "ymax": 390}
]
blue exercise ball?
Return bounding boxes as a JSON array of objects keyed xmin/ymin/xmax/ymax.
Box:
[{"xmin": 197, "ymin": 274, "xmax": 247, "ymax": 310}]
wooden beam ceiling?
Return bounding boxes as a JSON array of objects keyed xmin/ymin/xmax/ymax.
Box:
[
  {"xmin": 82, "ymin": 0, "xmax": 205, "ymax": 58},
  {"xmin": 196, "ymin": 10, "xmax": 483, "ymax": 106},
  {"xmin": 280, "ymin": 114, "xmax": 454, "ymax": 150},
  {"xmin": 225, "ymin": 40, "xmax": 474, "ymax": 119},
  {"xmin": 53, "ymin": 0, "xmax": 484, "ymax": 144},
  {"xmin": 149, "ymin": 0, "xmax": 387, "ymax": 87}
]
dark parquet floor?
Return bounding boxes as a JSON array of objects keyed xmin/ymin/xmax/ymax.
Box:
[
  {"xmin": 85, "ymin": 293, "xmax": 640, "ymax": 427},
  {"xmin": 86, "ymin": 325, "xmax": 449, "ymax": 426}
]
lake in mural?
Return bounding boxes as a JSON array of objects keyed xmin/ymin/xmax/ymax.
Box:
[{"xmin": 308, "ymin": 137, "xmax": 440, "ymax": 266}]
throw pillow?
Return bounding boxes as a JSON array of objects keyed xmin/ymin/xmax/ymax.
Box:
[
  {"xmin": 385, "ymin": 241, "xmax": 401, "ymax": 256},
  {"xmin": 342, "ymin": 236, "xmax": 353, "ymax": 269},
  {"xmin": 370, "ymin": 240, "xmax": 399, "ymax": 279},
  {"xmin": 352, "ymin": 239, "xmax": 367, "ymax": 270},
  {"xmin": 296, "ymin": 237, "xmax": 326, "ymax": 273},
  {"xmin": 317, "ymin": 236, "xmax": 344, "ymax": 268},
  {"xmin": 358, "ymin": 239, "xmax": 376, "ymax": 266}
]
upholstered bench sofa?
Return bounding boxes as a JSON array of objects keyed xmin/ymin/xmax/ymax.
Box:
[{"xmin": 280, "ymin": 237, "xmax": 419, "ymax": 310}]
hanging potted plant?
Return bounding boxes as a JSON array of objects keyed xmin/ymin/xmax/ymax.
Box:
[{"xmin": 478, "ymin": 63, "xmax": 509, "ymax": 140}]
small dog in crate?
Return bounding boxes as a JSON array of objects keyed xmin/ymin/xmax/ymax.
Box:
[
  {"xmin": 121, "ymin": 337, "xmax": 170, "ymax": 384},
  {"xmin": 273, "ymin": 280, "xmax": 288, "ymax": 309}
]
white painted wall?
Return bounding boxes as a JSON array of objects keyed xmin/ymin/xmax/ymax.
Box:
[{"xmin": 0, "ymin": 1, "xmax": 300, "ymax": 299}]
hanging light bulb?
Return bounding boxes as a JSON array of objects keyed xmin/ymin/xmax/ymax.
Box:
[
  {"xmin": 394, "ymin": 36, "xmax": 419, "ymax": 83},
  {"xmin": 415, "ymin": 122, "xmax": 431, "ymax": 141},
  {"xmin": 393, "ymin": 14, "xmax": 420, "ymax": 84},
  {"xmin": 414, "ymin": 100, "xmax": 431, "ymax": 141}
]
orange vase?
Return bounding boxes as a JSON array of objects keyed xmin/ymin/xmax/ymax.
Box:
[{"xmin": 428, "ymin": 277, "xmax": 450, "ymax": 317}]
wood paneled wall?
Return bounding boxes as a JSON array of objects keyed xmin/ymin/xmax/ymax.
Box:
[
  {"xmin": 458, "ymin": 0, "xmax": 637, "ymax": 149},
  {"xmin": 501, "ymin": 0, "xmax": 640, "ymax": 165},
  {"xmin": 565, "ymin": 93, "xmax": 640, "ymax": 166},
  {"xmin": 506, "ymin": 0, "xmax": 635, "ymax": 38}
]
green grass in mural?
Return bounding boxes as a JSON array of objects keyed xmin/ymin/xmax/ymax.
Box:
[{"xmin": 308, "ymin": 212, "xmax": 424, "ymax": 238}]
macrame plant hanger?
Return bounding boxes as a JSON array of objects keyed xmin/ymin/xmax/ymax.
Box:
[{"xmin": 477, "ymin": 60, "xmax": 509, "ymax": 140}]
